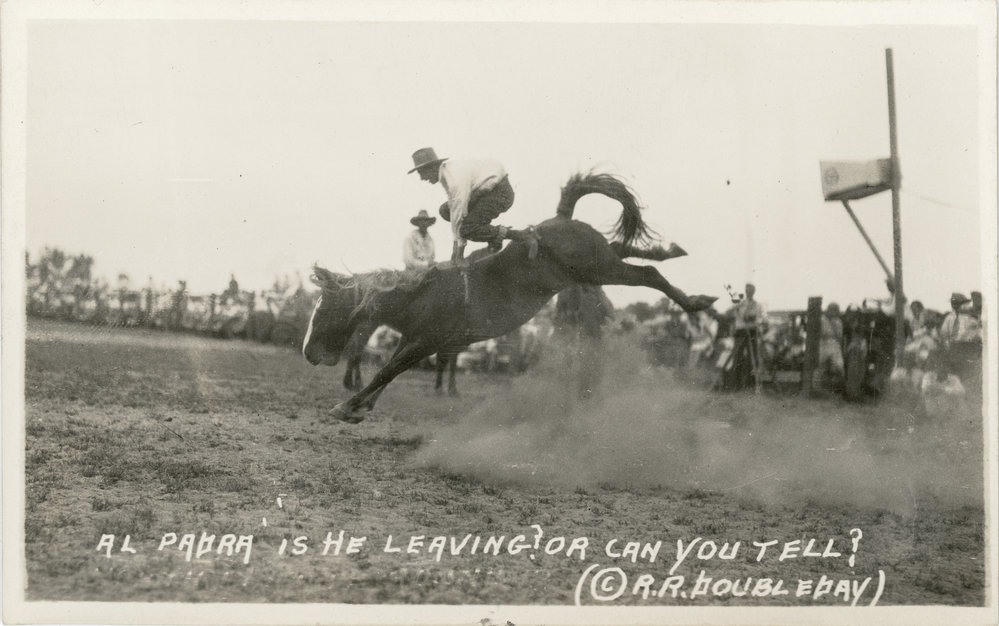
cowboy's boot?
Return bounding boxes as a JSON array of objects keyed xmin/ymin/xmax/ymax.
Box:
[
  {"xmin": 451, "ymin": 241, "xmax": 469, "ymax": 269},
  {"xmin": 451, "ymin": 241, "xmax": 472, "ymax": 303},
  {"xmin": 503, "ymin": 227, "xmax": 540, "ymax": 260}
]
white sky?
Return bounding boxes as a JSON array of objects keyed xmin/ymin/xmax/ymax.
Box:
[{"xmin": 17, "ymin": 3, "xmax": 996, "ymax": 312}]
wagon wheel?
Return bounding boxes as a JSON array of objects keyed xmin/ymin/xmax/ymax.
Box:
[
  {"xmin": 844, "ymin": 339, "xmax": 867, "ymax": 401},
  {"xmin": 270, "ymin": 321, "xmax": 300, "ymax": 347}
]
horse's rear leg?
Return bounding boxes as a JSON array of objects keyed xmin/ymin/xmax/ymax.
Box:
[
  {"xmin": 598, "ymin": 262, "xmax": 716, "ymax": 313},
  {"xmin": 332, "ymin": 340, "xmax": 434, "ymax": 424},
  {"xmin": 610, "ymin": 241, "xmax": 687, "ymax": 261}
]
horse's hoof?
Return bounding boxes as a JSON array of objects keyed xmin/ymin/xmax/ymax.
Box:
[
  {"xmin": 666, "ymin": 242, "xmax": 688, "ymax": 258},
  {"xmin": 434, "ymin": 386, "xmax": 445, "ymax": 396},
  {"xmin": 448, "ymin": 388, "xmax": 460, "ymax": 398},
  {"xmin": 331, "ymin": 403, "xmax": 365, "ymax": 424},
  {"xmin": 687, "ymin": 295, "xmax": 719, "ymax": 312}
]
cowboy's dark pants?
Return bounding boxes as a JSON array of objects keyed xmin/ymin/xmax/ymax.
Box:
[{"xmin": 459, "ymin": 177, "xmax": 515, "ymax": 244}]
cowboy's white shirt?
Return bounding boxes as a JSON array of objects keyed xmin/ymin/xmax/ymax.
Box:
[{"xmin": 439, "ymin": 158, "xmax": 507, "ymax": 245}]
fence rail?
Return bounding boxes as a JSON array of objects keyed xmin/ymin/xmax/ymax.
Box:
[{"xmin": 25, "ymin": 279, "xmax": 317, "ymax": 348}]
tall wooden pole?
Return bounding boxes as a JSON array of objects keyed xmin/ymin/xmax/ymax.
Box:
[
  {"xmin": 886, "ymin": 48, "xmax": 905, "ymax": 365},
  {"xmin": 802, "ymin": 296, "xmax": 823, "ymax": 396}
]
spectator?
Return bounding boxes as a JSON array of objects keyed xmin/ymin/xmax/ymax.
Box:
[
  {"xmin": 963, "ymin": 291, "xmax": 983, "ymax": 342},
  {"xmin": 816, "ymin": 302, "xmax": 845, "ymax": 391},
  {"xmin": 403, "ymin": 210, "xmax": 437, "ymax": 270},
  {"xmin": 170, "ymin": 280, "xmax": 188, "ymax": 331},
  {"xmin": 940, "ymin": 291, "xmax": 982, "ymax": 396},
  {"xmin": 970, "ymin": 291, "xmax": 983, "ymax": 320},
  {"xmin": 940, "ymin": 292, "xmax": 970, "ymax": 348},
  {"xmin": 727, "ymin": 283, "xmax": 767, "ymax": 391},
  {"xmin": 903, "ymin": 303, "xmax": 941, "ymax": 381},
  {"xmin": 909, "ymin": 300, "xmax": 929, "ymax": 338},
  {"xmin": 684, "ymin": 310, "xmax": 717, "ymax": 371},
  {"xmin": 971, "ymin": 290, "xmax": 986, "ymax": 345},
  {"xmin": 222, "ymin": 274, "xmax": 241, "ymax": 305}
]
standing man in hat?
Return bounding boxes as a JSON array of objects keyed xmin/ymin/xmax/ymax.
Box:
[
  {"xmin": 408, "ymin": 147, "xmax": 538, "ymax": 266},
  {"xmin": 940, "ymin": 291, "xmax": 977, "ymax": 389},
  {"xmin": 816, "ymin": 302, "xmax": 845, "ymax": 392},
  {"xmin": 728, "ymin": 283, "xmax": 767, "ymax": 392},
  {"xmin": 940, "ymin": 292, "xmax": 971, "ymax": 349},
  {"xmin": 403, "ymin": 209, "xmax": 437, "ymax": 271}
]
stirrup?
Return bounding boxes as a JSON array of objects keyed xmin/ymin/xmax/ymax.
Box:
[{"xmin": 462, "ymin": 267, "xmax": 471, "ymax": 304}]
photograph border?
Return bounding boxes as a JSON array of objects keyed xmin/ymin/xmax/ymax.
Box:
[{"xmin": 3, "ymin": 1, "xmax": 996, "ymax": 624}]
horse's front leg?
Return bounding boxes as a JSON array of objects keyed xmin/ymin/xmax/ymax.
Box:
[
  {"xmin": 331, "ymin": 340, "xmax": 434, "ymax": 424},
  {"xmin": 448, "ymin": 354, "xmax": 459, "ymax": 397},
  {"xmin": 434, "ymin": 354, "xmax": 446, "ymax": 395},
  {"xmin": 342, "ymin": 356, "xmax": 361, "ymax": 391}
]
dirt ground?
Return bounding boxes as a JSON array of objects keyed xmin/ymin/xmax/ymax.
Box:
[{"xmin": 22, "ymin": 319, "xmax": 986, "ymax": 606}]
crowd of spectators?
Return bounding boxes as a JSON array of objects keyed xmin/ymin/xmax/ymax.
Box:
[{"xmin": 639, "ymin": 281, "xmax": 984, "ymax": 407}]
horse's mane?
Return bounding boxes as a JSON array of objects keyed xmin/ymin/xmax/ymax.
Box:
[
  {"xmin": 311, "ymin": 265, "xmax": 431, "ymax": 315},
  {"xmin": 555, "ymin": 171, "xmax": 659, "ymax": 248}
]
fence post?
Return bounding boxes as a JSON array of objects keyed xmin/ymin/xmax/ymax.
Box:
[{"xmin": 802, "ymin": 297, "xmax": 823, "ymax": 396}]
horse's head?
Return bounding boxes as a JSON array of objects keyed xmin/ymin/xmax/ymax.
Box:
[{"xmin": 302, "ymin": 266, "xmax": 365, "ymax": 366}]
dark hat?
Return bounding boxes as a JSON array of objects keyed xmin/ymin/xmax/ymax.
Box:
[
  {"xmin": 951, "ymin": 292, "xmax": 969, "ymax": 307},
  {"xmin": 408, "ymin": 147, "xmax": 448, "ymax": 174},
  {"xmin": 410, "ymin": 209, "xmax": 436, "ymax": 227}
]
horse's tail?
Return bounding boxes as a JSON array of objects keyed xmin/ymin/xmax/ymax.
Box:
[{"xmin": 555, "ymin": 172, "xmax": 658, "ymax": 248}]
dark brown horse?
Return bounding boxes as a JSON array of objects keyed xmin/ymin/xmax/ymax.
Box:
[
  {"xmin": 333, "ymin": 252, "xmax": 498, "ymax": 395},
  {"xmin": 315, "ymin": 284, "xmax": 466, "ymax": 396},
  {"xmin": 304, "ymin": 172, "xmax": 716, "ymax": 423}
]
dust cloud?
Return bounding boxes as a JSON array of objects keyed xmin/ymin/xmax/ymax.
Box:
[{"xmin": 413, "ymin": 335, "xmax": 984, "ymax": 514}]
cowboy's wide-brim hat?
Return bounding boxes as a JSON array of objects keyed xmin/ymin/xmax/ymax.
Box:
[
  {"xmin": 408, "ymin": 147, "xmax": 448, "ymax": 174},
  {"xmin": 410, "ymin": 209, "xmax": 437, "ymax": 226}
]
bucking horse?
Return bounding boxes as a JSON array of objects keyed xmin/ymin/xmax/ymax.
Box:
[
  {"xmin": 328, "ymin": 249, "xmax": 498, "ymax": 396},
  {"xmin": 303, "ymin": 172, "xmax": 716, "ymax": 423}
]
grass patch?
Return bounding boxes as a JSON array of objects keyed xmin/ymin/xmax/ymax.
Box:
[{"xmin": 93, "ymin": 503, "xmax": 157, "ymax": 541}]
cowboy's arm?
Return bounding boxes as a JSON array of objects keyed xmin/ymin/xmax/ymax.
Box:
[{"xmin": 439, "ymin": 163, "xmax": 471, "ymax": 237}]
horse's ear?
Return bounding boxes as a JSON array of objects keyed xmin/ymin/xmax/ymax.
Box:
[{"xmin": 311, "ymin": 265, "xmax": 335, "ymax": 286}]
